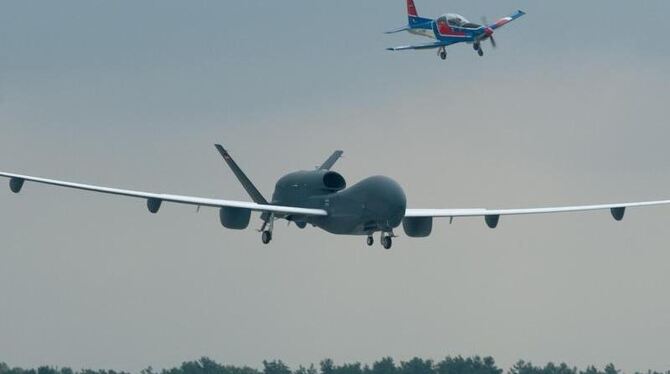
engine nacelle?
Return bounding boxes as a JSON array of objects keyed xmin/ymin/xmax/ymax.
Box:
[
  {"xmin": 610, "ymin": 207, "xmax": 625, "ymax": 221},
  {"xmin": 9, "ymin": 177, "xmax": 24, "ymax": 193},
  {"xmin": 402, "ymin": 217, "xmax": 433, "ymax": 237},
  {"xmin": 485, "ymin": 214, "xmax": 500, "ymax": 229},
  {"xmin": 147, "ymin": 198, "xmax": 162, "ymax": 214},
  {"xmin": 219, "ymin": 207, "xmax": 251, "ymax": 229}
]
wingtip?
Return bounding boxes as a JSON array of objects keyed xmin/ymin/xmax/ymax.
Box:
[{"xmin": 214, "ymin": 144, "xmax": 228, "ymax": 156}]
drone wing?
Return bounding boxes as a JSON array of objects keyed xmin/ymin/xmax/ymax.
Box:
[
  {"xmin": 0, "ymin": 171, "xmax": 327, "ymax": 217},
  {"xmin": 406, "ymin": 199, "xmax": 670, "ymax": 228}
]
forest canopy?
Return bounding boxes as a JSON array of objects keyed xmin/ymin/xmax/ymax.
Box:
[{"xmin": 1, "ymin": 356, "xmax": 667, "ymax": 374}]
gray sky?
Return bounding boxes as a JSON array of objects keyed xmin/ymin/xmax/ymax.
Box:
[{"xmin": 1, "ymin": 0, "xmax": 670, "ymax": 373}]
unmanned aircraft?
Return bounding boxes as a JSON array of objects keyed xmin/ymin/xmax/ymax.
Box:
[
  {"xmin": 386, "ymin": 0, "xmax": 525, "ymax": 60},
  {"xmin": 2, "ymin": 145, "xmax": 670, "ymax": 249}
]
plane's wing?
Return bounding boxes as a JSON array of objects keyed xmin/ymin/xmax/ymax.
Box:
[
  {"xmin": 488, "ymin": 10, "xmax": 526, "ymax": 30},
  {"xmin": 386, "ymin": 41, "xmax": 451, "ymax": 51},
  {"xmin": 406, "ymin": 199, "xmax": 670, "ymax": 227},
  {"xmin": 0, "ymin": 172, "xmax": 327, "ymax": 216}
]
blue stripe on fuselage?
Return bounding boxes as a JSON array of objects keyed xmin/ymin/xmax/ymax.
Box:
[
  {"xmin": 432, "ymin": 23, "xmax": 487, "ymax": 44},
  {"xmin": 408, "ymin": 15, "xmax": 433, "ymax": 28}
]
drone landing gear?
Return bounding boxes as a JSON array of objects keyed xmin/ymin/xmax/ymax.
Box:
[
  {"xmin": 262, "ymin": 230, "xmax": 272, "ymax": 244},
  {"xmin": 437, "ymin": 47, "xmax": 447, "ymax": 60},
  {"xmin": 367, "ymin": 235, "xmax": 374, "ymax": 246},
  {"xmin": 380, "ymin": 232, "xmax": 393, "ymax": 250},
  {"xmin": 260, "ymin": 216, "xmax": 274, "ymax": 244}
]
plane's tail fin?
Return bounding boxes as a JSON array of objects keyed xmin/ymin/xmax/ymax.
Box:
[
  {"xmin": 404, "ymin": 0, "xmax": 432, "ymax": 28},
  {"xmin": 214, "ymin": 144, "xmax": 268, "ymax": 205},
  {"xmin": 406, "ymin": 0, "xmax": 419, "ymax": 18},
  {"xmin": 385, "ymin": 0, "xmax": 432, "ymax": 34}
]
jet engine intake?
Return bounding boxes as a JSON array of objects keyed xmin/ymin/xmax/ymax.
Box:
[{"xmin": 322, "ymin": 171, "xmax": 346, "ymax": 191}]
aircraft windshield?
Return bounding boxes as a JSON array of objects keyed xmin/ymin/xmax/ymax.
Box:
[{"xmin": 444, "ymin": 14, "xmax": 479, "ymax": 28}]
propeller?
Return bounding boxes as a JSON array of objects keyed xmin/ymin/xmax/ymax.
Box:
[{"xmin": 481, "ymin": 17, "xmax": 497, "ymax": 48}]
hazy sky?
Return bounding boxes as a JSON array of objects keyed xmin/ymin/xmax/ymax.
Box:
[{"xmin": 1, "ymin": 1, "xmax": 670, "ymax": 373}]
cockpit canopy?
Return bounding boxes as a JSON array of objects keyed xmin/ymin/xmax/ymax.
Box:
[{"xmin": 439, "ymin": 13, "xmax": 481, "ymax": 29}]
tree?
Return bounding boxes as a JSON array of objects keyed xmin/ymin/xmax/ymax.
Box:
[
  {"xmin": 321, "ymin": 360, "xmax": 335, "ymax": 374},
  {"xmin": 263, "ymin": 361, "xmax": 291, "ymax": 374},
  {"xmin": 603, "ymin": 364, "xmax": 618, "ymax": 374},
  {"xmin": 371, "ymin": 358, "xmax": 396, "ymax": 374},
  {"xmin": 435, "ymin": 356, "xmax": 501, "ymax": 374},
  {"xmin": 295, "ymin": 365, "xmax": 318, "ymax": 374},
  {"xmin": 399, "ymin": 358, "xmax": 433, "ymax": 374}
]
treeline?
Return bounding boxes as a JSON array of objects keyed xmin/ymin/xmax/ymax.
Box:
[{"xmin": 1, "ymin": 357, "xmax": 668, "ymax": 374}]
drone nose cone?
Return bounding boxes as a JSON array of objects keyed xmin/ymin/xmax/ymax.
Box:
[{"xmin": 366, "ymin": 176, "xmax": 407, "ymax": 229}]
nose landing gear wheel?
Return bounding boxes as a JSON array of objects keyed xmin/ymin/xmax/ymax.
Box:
[
  {"xmin": 381, "ymin": 235, "xmax": 392, "ymax": 250},
  {"xmin": 261, "ymin": 230, "xmax": 272, "ymax": 244},
  {"xmin": 367, "ymin": 236, "xmax": 374, "ymax": 246}
]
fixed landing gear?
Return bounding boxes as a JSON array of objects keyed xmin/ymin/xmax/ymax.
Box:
[
  {"xmin": 473, "ymin": 43, "xmax": 484, "ymax": 56},
  {"xmin": 367, "ymin": 235, "xmax": 374, "ymax": 246},
  {"xmin": 437, "ymin": 47, "xmax": 447, "ymax": 60}
]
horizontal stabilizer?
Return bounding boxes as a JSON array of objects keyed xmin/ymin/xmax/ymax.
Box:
[
  {"xmin": 319, "ymin": 150, "xmax": 344, "ymax": 170},
  {"xmin": 214, "ymin": 144, "xmax": 268, "ymax": 205},
  {"xmin": 385, "ymin": 25, "xmax": 411, "ymax": 34}
]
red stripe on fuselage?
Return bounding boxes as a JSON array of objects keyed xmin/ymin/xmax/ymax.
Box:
[{"xmin": 436, "ymin": 18, "xmax": 466, "ymax": 36}]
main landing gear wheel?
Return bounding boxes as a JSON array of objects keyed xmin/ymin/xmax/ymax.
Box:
[
  {"xmin": 437, "ymin": 47, "xmax": 447, "ymax": 60},
  {"xmin": 260, "ymin": 215, "xmax": 274, "ymax": 244},
  {"xmin": 261, "ymin": 230, "xmax": 272, "ymax": 244},
  {"xmin": 381, "ymin": 235, "xmax": 392, "ymax": 250},
  {"xmin": 477, "ymin": 49, "xmax": 484, "ymax": 57},
  {"xmin": 367, "ymin": 236, "xmax": 374, "ymax": 246}
]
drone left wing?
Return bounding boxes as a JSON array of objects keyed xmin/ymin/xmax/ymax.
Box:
[
  {"xmin": 0, "ymin": 172, "xmax": 327, "ymax": 216},
  {"xmin": 406, "ymin": 199, "xmax": 670, "ymax": 228}
]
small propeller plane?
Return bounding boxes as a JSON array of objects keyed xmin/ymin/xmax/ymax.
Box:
[
  {"xmin": 2, "ymin": 146, "xmax": 670, "ymax": 249},
  {"xmin": 386, "ymin": 0, "xmax": 525, "ymax": 60}
]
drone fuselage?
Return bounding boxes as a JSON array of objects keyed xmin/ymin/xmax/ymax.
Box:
[{"xmin": 271, "ymin": 171, "xmax": 406, "ymax": 235}]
